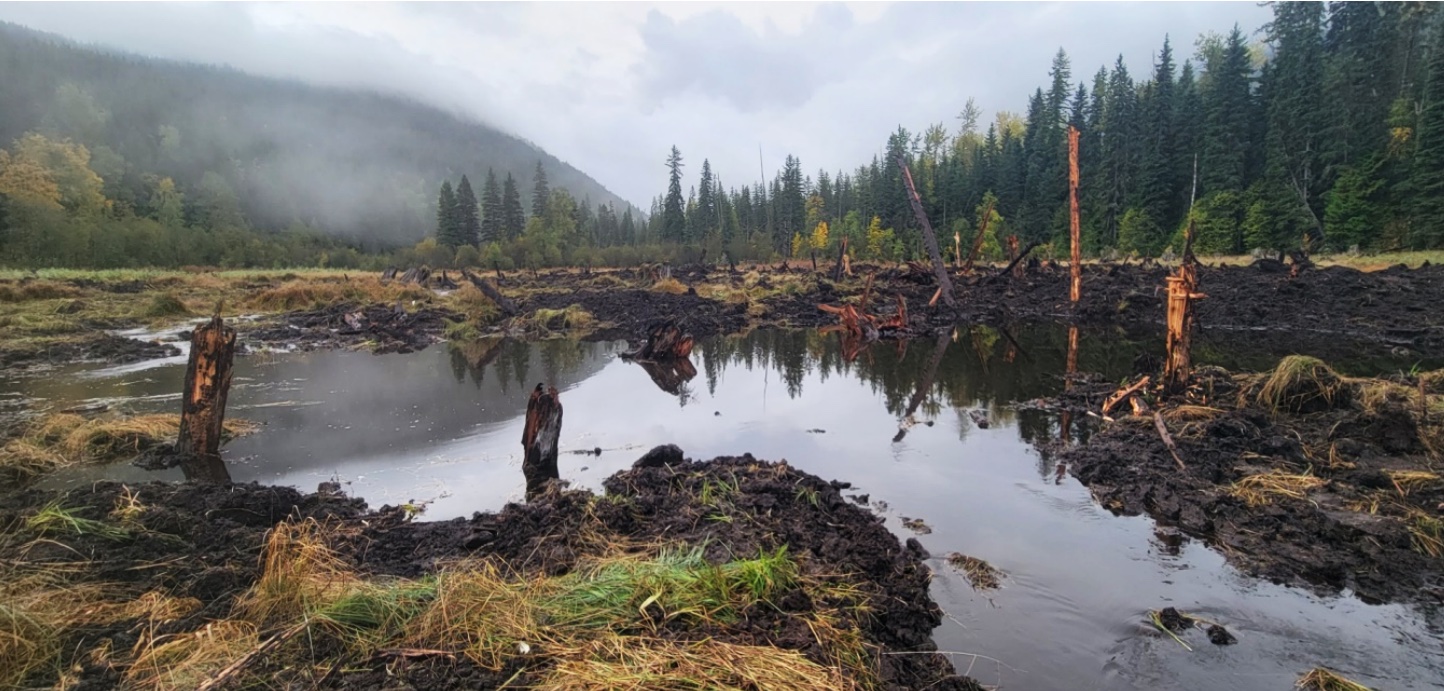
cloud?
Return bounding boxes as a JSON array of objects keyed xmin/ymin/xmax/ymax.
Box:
[{"xmin": 0, "ymin": 2, "xmax": 1272, "ymax": 207}]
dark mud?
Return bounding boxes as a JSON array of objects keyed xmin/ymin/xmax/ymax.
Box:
[
  {"xmin": 1049, "ymin": 368, "xmax": 1444, "ymax": 605},
  {"xmin": 0, "ymin": 455, "xmax": 979, "ymax": 690},
  {"xmin": 0, "ymin": 332, "xmax": 180, "ymax": 370},
  {"xmin": 244, "ymin": 302, "xmax": 460, "ymax": 354},
  {"xmin": 526, "ymin": 285, "xmax": 750, "ymax": 342},
  {"xmin": 760, "ymin": 261, "xmax": 1444, "ymax": 352}
]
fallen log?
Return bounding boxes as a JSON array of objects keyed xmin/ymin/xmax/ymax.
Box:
[
  {"xmin": 460, "ymin": 268, "xmax": 520, "ymax": 317},
  {"xmin": 987, "ymin": 241, "xmax": 1041, "ymax": 284},
  {"xmin": 522, "ymin": 384, "xmax": 563, "ymax": 500},
  {"xmin": 962, "ymin": 198, "xmax": 995, "ymax": 274},
  {"xmin": 621, "ymin": 320, "xmax": 694, "ymax": 361},
  {"xmin": 898, "ymin": 157, "xmax": 957, "ymax": 307}
]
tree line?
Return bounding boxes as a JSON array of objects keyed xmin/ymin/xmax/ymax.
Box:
[{"xmin": 632, "ymin": 1, "xmax": 1444, "ymax": 263}]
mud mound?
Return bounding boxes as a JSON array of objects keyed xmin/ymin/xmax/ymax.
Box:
[
  {"xmin": 526, "ymin": 288, "xmax": 749, "ymax": 342},
  {"xmin": 0, "ymin": 333, "xmax": 180, "ymax": 370},
  {"xmin": 0, "ymin": 457, "xmax": 978, "ymax": 690},
  {"xmin": 245, "ymin": 302, "xmax": 459, "ymax": 354},
  {"xmin": 1061, "ymin": 378, "xmax": 1444, "ymax": 604}
]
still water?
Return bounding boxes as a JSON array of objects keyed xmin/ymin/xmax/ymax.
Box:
[{"xmin": 5, "ymin": 325, "xmax": 1443, "ymax": 690}]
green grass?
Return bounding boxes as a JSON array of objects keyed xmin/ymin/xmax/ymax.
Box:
[{"xmin": 25, "ymin": 502, "xmax": 131, "ymax": 541}]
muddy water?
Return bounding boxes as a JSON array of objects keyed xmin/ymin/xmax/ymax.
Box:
[{"xmin": 5, "ymin": 325, "xmax": 1444, "ymax": 690}]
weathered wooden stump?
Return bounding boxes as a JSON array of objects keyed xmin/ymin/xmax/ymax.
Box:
[
  {"xmin": 622, "ymin": 321, "xmax": 694, "ymax": 361},
  {"xmin": 522, "ymin": 383, "xmax": 563, "ymax": 500},
  {"xmin": 175, "ymin": 315, "xmax": 236, "ymax": 482}
]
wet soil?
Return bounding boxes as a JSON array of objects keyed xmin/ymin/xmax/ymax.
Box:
[
  {"xmin": 244, "ymin": 302, "xmax": 460, "ymax": 354},
  {"xmin": 0, "ymin": 455, "xmax": 979, "ymax": 690},
  {"xmin": 0, "ymin": 332, "xmax": 180, "ymax": 370},
  {"xmin": 1046, "ymin": 369, "xmax": 1444, "ymax": 605}
]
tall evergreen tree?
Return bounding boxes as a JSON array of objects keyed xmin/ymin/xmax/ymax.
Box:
[
  {"xmin": 454, "ymin": 174, "xmax": 480, "ymax": 247},
  {"xmin": 663, "ymin": 146, "xmax": 686, "ymax": 243},
  {"xmin": 530, "ymin": 160, "xmax": 550, "ymax": 220},
  {"xmin": 697, "ymin": 158, "xmax": 716, "ymax": 241},
  {"xmin": 480, "ymin": 169, "xmax": 502, "ymax": 243},
  {"xmin": 436, "ymin": 180, "xmax": 460, "ymax": 246},
  {"xmin": 501, "ymin": 173, "xmax": 525, "ymax": 240},
  {"xmin": 1408, "ymin": 16, "xmax": 1444, "ymax": 248},
  {"xmin": 1136, "ymin": 35, "xmax": 1178, "ymax": 244},
  {"xmin": 1259, "ymin": 0, "xmax": 1327, "ymax": 248},
  {"xmin": 1200, "ymin": 26, "xmax": 1255, "ymax": 198}
]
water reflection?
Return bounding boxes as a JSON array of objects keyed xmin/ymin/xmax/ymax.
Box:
[{"xmin": 9, "ymin": 323, "xmax": 1444, "ymax": 690}]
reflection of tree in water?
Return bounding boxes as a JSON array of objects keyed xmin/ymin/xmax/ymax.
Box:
[{"xmin": 696, "ymin": 323, "xmax": 1147, "ymax": 437}]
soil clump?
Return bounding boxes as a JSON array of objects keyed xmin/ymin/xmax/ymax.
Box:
[
  {"xmin": 1048, "ymin": 361, "xmax": 1444, "ymax": 605},
  {"xmin": 0, "ymin": 455, "xmax": 980, "ymax": 690}
]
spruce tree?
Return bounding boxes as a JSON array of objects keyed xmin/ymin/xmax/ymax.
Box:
[
  {"xmin": 1200, "ymin": 26, "xmax": 1254, "ymax": 198},
  {"xmin": 1260, "ymin": 0, "xmax": 1327, "ymax": 248},
  {"xmin": 1136, "ymin": 36, "xmax": 1178, "ymax": 240},
  {"xmin": 501, "ymin": 173, "xmax": 525, "ymax": 240},
  {"xmin": 663, "ymin": 146, "xmax": 686, "ymax": 243},
  {"xmin": 480, "ymin": 169, "xmax": 501, "ymax": 243},
  {"xmin": 1409, "ymin": 19, "xmax": 1444, "ymax": 248},
  {"xmin": 531, "ymin": 161, "xmax": 550, "ymax": 220},
  {"xmin": 697, "ymin": 159, "xmax": 716, "ymax": 241},
  {"xmin": 436, "ymin": 180, "xmax": 459, "ymax": 246},
  {"xmin": 455, "ymin": 174, "xmax": 480, "ymax": 247}
]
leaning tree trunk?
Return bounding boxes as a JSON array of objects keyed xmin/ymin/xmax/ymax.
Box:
[
  {"xmin": 898, "ymin": 157, "xmax": 957, "ymax": 308},
  {"xmin": 176, "ymin": 316, "xmax": 236, "ymax": 463},
  {"xmin": 522, "ymin": 384, "xmax": 563, "ymax": 500}
]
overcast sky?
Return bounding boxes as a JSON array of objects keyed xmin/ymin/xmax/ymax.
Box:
[{"xmin": 0, "ymin": 1, "xmax": 1271, "ymax": 207}]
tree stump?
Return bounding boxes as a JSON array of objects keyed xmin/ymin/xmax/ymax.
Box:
[
  {"xmin": 622, "ymin": 321, "xmax": 694, "ymax": 361},
  {"xmin": 522, "ymin": 384, "xmax": 563, "ymax": 500},
  {"xmin": 176, "ymin": 316, "xmax": 236, "ymax": 461}
]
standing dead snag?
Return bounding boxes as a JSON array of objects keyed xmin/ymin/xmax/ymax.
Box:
[
  {"xmin": 1006, "ymin": 235, "xmax": 1024, "ymax": 279},
  {"xmin": 962, "ymin": 198, "xmax": 995, "ymax": 274},
  {"xmin": 897, "ymin": 157, "xmax": 957, "ymax": 308},
  {"xmin": 176, "ymin": 316, "xmax": 236, "ymax": 463},
  {"xmin": 522, "ymin": 384, "xmax": 563, "ymax": 500},
  {"xmin": 1068, "ymin": 125, "xmax": 1082, "ymax": 305},
  {"xmin": 1163, "ymin": 219, "xmax": 1206, "ymax": 393}
]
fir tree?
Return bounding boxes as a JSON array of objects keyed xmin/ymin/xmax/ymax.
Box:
[
  {"xmin": 480, "ymin": 169, "xmax": 502, "ymax": 243},
  {"xmin": 1409, "ymin": 19, "xmax": 1444, "ymax": 248},
  {"xmin": 531, "ymin": 161, "xmax": 550, "ymax": 220},
  {"xmin": 455, "ymin": 174, "xmax": 480, "ymax": 247},
  {"xmin": 436, "ymin": 180, "xmax": 459, "ymax": 246},
  {"xmin": 501, "ymin": 173, "xmax": 525, "ymax": 241},
  {"xmin": 663, "ymin": 146, "xmax": 686, "ymax": 243}
]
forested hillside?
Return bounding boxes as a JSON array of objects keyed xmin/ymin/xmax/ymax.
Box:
[
  {"xmin": 633, "ymin": 1, "xmax": 1444, "ymax": 264},
  {"xmin": 0, "ymin": 21, "xmax": 632, "ymax": 268}
]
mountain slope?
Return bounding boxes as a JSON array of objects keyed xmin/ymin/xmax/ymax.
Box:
[{"xmin": 0, "ymin": 21, "xmax": 634, "ymax": 248}]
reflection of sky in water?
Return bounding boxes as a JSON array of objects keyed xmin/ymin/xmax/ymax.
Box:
[{"xmin": 7, "ymin": 326, "xmax": 1443, "ymax": 690}]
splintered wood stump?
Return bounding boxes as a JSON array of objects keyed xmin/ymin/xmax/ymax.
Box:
[
  {"xmin": 176, "ymin": 316, "xmax": 237, "ymax": 462},
  {"xmin": 624, "ymin": 321, "xmax": 694, "ymax": 361},
  {"xmin": 522, "ymin": 384, "xmax": 563, "ymax": 499},
  {"xmin": 1163, "ymin": 263, "xmax": 1205, "ymax": 393},
  {"xmin": 1006, "ymin": 236, "xmax": 1024, "ymax": 279}
]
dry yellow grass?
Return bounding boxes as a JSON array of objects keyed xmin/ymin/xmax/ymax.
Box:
[
  {"xmin": 0, "ymin": 413, "xmax": 259, "ymax": 485},
  {"xmin": 125, "ymin": 620, "xmax": 260, "ymax": 691},
  {"xmin": 1386, "ymin": 469, "xmax": 1442, "ymax": 495},
  {"xmin": 1297, "ymin": 667, "xmax": 1373, "ymax": 691},
  {"xmin": 1229, "ymin": 470, "xmax": 1327, "ymax": 507},
  {"xmin": 945, "ymin": 553, "xmax": 1002, "ymax": 590},
  {"xmin": 1255, "ymin": 356, "xmax": 1348, "ymax": 413},
  {"xmin": 538, "ymin": 635, "xmax": 852, "ymax": 691},
  {"xmin": 1162, "ymin": 405, "xmax": 1226, "ymax": 422},
  {"xmin": 651, "ymin": 277, "xmax": 689, "ymax": 295}
]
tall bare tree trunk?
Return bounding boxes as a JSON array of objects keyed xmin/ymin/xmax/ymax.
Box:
[{"xmin": 898, "ymin": 158, "xmax": 957, "ymax": 308}]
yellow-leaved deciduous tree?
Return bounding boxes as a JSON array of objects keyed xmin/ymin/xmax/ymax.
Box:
[
  {"xmin": 790, "ymin": 232, "xmax": 804, "ymax": 258},
  {"xmin": 10, "ymin": 133, "xmax": 107, "ymax": 215},
  {"xmin": 0, "ymin": 149, "xmax": 63, "ymax": 210},
  {"xmin": 865, "ymin": 215, "xmax": 890, "ymax": 260},
  {"xmin": 810, "ymin": 221, "xmax": 829, "ymax": 251},
  {"xmin": 803, "ymin": 194, "xmax": 825, "ymax": 234}
]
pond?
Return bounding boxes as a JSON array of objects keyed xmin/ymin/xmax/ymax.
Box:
[{"xmin": 4, "ymin": 324, "xmax": 1442, "ymax": 690}]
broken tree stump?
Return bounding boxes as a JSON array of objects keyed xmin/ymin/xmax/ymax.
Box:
[
  {"xmin": 831, "ymin": 237, "xmax": 850, "ymax": 282},
  {"xmin": 1006, "ymin": 235, "xmax": 1024, "ymax": 279},
  {"xmin": 1163, "ymin": 218, "xmax": 1205, "ymax": 394},
  {"xmin": 461, "ymin": 268, "xmax": 520, "ymax": 317},
  {"xmin": 622, "ymin": 321, "xmax": 694, "ymax": 361},
  {"xmin": 898, "ymin": 157, "xmax": 957, "ymax": 308},
  {"xmin": 522, "ymin": 384, "xmax": 563, "ymax": 500},
  {"xmin": 988, "ymin": 241, "xmax": 1041, "ymax": 284},
  {"xmin": 176, "ymin": 316, "xmax": 237, "ymax": 460}
]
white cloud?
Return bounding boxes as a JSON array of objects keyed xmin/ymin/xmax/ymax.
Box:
[{"xmin": 0, "ymin": 1, "xmax": 1271, "ymax": 206}]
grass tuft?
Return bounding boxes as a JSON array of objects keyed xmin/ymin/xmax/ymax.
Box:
[
  {"xmin": 1228, "ymin": 470, "xmax": 1327, "ymax": 507},
  {"xmin": 142, "ymin": 292, "xmax": 192, "ymax": 319},
  {"xmin": 25, "ymin": 502, "xmax": 131, "ymax": 541},
  {"xmin": 1256, "ymin": 355, "xmax": 1349, "ymax": 413},
  {"xmin": 651, "ymin": 277, "xmax": 689, "ymax": 295},
  {"xmin": 1407, "ymin": 510, "xmax": 1444, "ymax": 558},
  {"xmin": 538, "ymin": 634, "xmax": 851, "ymax": 691},
  {"xmin": 1297, "ymin": 667, "xmax": 1373, "ymax": 691},
  {"xmin": 529, "ymin": 304, "xmax": 597, "ymax": 335},
  {"xmin": 1386, "ymin": 469, "xmax": 1441, "ymax": 496},
  {"xmin": 0, "ymin": 413, "xmax": 257, "ymax": 486},
  {"xmin": 945, "ymin": 553, "xmax": 1002, "ymax": 590},
  {"xmin": 125, "ymin": 620, "xmax": 260, "ymax": 691}
]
